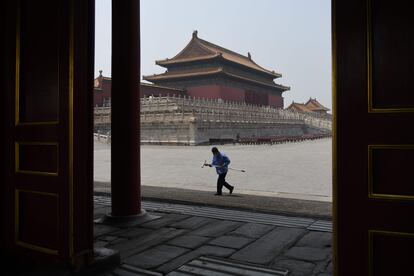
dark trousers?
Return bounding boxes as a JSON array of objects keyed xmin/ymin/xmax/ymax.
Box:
[{"xmin": 217, "ymin": 173, "xmax": 233, "ymax": 194}]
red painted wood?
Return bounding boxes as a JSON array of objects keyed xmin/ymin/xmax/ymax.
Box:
[
  {"xmin": 245, "ymin": 90, "xmax": 268, "ymax": 106},
  {"xmin": 187, "ymin": 85, "xmax": 222, "ymax": 99},
  {"xmin": 111, "ymin": 0, "xmax": 141, "ymax": 216},
  {"xmin": 1, "ymin": 0, "xmax": 10, "ymax": 262},
  {"xmin": 93, "ymin": 76, "xmax": 112, "ymax": 106},
  {"xmin": 18, "ymin": 192, "xmax": 59, "ymax": 250},
  {"xmin": 335, "ymin": 0, "xmax": 414, "ymax": 275},
  {"xmin": 268, "ymin": 94, "xmax": 283, "ymax": 108},
  {"xmin": 10, "ymin": 0, "xmax": 72, "ymax": 265},
  {"xmin": 72, "ymin": 0, "xmax": 94, "ymax": 258},
  {"xmin": 3, "ymin": 0, "xmax": 95, "ymax": 269},
  {"xmin": 219, "ymin": 86, "xmax": 245, "ymax": 102}
]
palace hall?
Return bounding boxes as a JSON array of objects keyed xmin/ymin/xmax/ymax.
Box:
[{"xmin": 94, "ymin": 31, "xmax": 290, "ymax": 108}]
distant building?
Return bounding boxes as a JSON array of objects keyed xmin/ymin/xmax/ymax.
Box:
[
  {"xmin": 287, "ymin": 102, "xmax": 314, "ymax": 113},
  {"xmin": 94, "ymin": 31, "xmax": 289, "ymax": 108},
  {"xmin": 143, "ymin": 31, "xmax": 289, "ymax": 108},
  {"xmin": 93, "ymin": 70, "xmax": 185, "ymax": 106},
  {"xmin": 304, "ymin": 98, "xmax": 330, "ymax": 114},
  {"xmin": 287, "ymin": 98, "xmax": 330, "ymax": 114}
]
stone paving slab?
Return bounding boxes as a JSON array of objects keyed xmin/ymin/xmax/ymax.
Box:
[
  {"xmin": 296, "ymin": 231, "xmax": 332, "ymax": 248},
  {"xmin": 110, "ymin": 227, "xmax": 188, "ymax": 259},
  {"xmin": 229, "ymin": 222, "xmax": 275, "ymax": 238},
  {"xmin": 284, "ymin": 247, "xmax": 331, "ymax": 262},
  {"xmin": 230, "ymin": 227, "xmax": 306, "ymax": 265},
  {"xmin": 94, "ymin": 241, "xmax": 109, "ymax": 248},
  {"xmin": 109, "ymin": 237, "xmax": 128, "ymax": 245},
  {"xmin": 100, "ymin": 235, "xmax": 119, "ymax": 242},
  {"xmin": 124, "ymin": 244, "xmax": 189, "ymax": 269},
  {"xmin": 208, "ymin": 235, "xmax": 253, "ymax": 249},
  {"xmin": 100, "ymin": 264, "xmax": 163, "ymax": 276},
  {"xmin": 313, "ymin": 259, "xmax": 332, "ymax": 276},
  {"xmin": 140, "ymin": 213, "xmax": 190, "ymax": 229},
  {"xmin": 166, "ymin": 235, "xmax": 211, "ymax": 249},
  {"xmin": 169, "ymin": 216, "xmax": 219, "ymax": 230},
  {"xmin": 94, "ymin": 207, "xmax": 110, "ymax": 219},
  {"xmin": 325, "ymin": 261, "xmax": 333, "ymax": 273},
  {"xmin": 189, "ymin": 220, "xmax": 242, "ymax": 237},
  {"xmin": 94, "ymin": 224, "xmax": 120, "ymax": 237},
  {"xmin": 156, "ymin": 245, "xmax": 236, "ymax": 274},
  {"xmin": 168, "ymin": 256, "xmax": 289, "ymax": 276},
  {"xmin": 110, "ymin": 227, "xmax": 152, "ymax": 239},
  {"xmin": 272, "ymin": 259, "xmax": 316, "ymax": 276}
]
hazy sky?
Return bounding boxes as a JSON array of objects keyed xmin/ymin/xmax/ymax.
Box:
[{"xmin": 95, "ymin": 0, "xmax": 331, "ymax": 109}]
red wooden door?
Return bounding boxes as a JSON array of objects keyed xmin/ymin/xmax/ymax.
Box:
[
  {"xmin": 334, "ymin": 0, "xmax": 414, "ymax": 275},
  {"xmin": 4, "ymin": 0, "xmax": 94, "ymax": 268}
]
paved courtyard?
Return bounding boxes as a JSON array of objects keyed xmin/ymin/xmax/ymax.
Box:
[
  {"xmin": 95, "ymin": 196, "xmax": 333, "ymax": 276},
  {"xmin": 93, "ymin": 139, "xmax": 332, "ymax": 275},
  {"xmin": 94, "ymin": 138, "xmax": 332, "ymax": 202}
]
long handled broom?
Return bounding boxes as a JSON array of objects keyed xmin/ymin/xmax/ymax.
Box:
[{"xmin": 201, "ymin": 160, "xmax": 246, "ymax": 172}]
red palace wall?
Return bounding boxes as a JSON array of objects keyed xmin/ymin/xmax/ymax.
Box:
[
  {"xmin": 245, "ymin": 90, "xmax": 268, "ymax": 106},
  {"xmin": 187, "ymin": 85, "xmax": 245, "ymax": 102},
  {"xmin": 94, "ymin": 81, "xmax": 284, "ymax": 108},
  {"xmin": 94, "ymin": 90, "xmax": 103, "ymax": 106},
  {"xmin": 186, "ymin": 85, "xmax": 222, "ymax": 99},
  {"xmin": 93, "ymin": 80, "xmax": 186, "ymax": 106},
  {"xmin": 187, "ymin": 85, "xmax": 283, "ymax": 108},
  {"xmin": 268, "ymin": 94, "xmax": 284, "ymax": 108},
  {"xmin": 94, "ymin": 80, "xmax": 112, "ymax": 106},
  {"xmin": 219, "ymin": 86, "xmax": 245, "ymax": 102},
  {"xmin": 140, "ymin": 85, "xmax": 186, "ymax": 98}
]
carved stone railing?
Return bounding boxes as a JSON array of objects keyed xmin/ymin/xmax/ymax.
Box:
[
  {"xmin": 93, "ymin": 132, "xmax": 111, "ymax": 143},
  {"xmin": 94, "ymin": 95, "xmax": 332, "ymax": 130}
]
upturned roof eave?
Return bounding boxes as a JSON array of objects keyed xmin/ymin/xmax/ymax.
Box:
[
  {"xmin": 140, "ymin": 82, "xmax": 185, "ymax": 92},
  {"xmin": 222, "ymin": 57, "xmax": 282, "ymax": 78},
  {"xmin": 142, "ymin": 68, "xmax": 223, "ymax": 82},
  {"xmin": 305, "ymin": 98, "xmax": 330, "ymax": 111},
  {"xmin": 155, "ymin": 54, "xmax": 220, "ymax": 67},
  {"xmin": 223, "ymin": 72, "xmax": 289, "ymax": 91},
  {"xmin": 143, "ymin": 70, "xmax": 289, "ymax": 92},
  {"xmin": 195, "ymin": 37, "xmax": 282, "ymax": 77},
  {"xmin": 309, "ymin": 107, "xmax": 330, "ymax": 111},
  {"xmin": 156, "ymin": 55, "xmax": 282, "ymax": 79},
  {"xmin": 287, "ymin": 103, "xmax": 314, "ymax": 112}
]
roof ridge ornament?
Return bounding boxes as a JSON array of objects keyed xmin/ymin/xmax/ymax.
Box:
[
  {"xmin": 247, "ymin": 52, "xmax": 251, "ymax": 60},
  {"xmin": 192, "ymin": 30, "xmax": 198, "ymax": 38}
]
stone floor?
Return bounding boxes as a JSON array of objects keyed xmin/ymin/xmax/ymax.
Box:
[{"xmin": 95, "ymin": 196, "xmax": 333, "ymax": 276}]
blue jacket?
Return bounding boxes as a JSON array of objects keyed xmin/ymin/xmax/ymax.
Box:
[{"xmin": 212, "ymin": 153, "xmax": 230, "ymax": 175}]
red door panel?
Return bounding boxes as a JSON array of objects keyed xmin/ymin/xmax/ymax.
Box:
[
  {"xmin": 334, "ymin": 0, "xmax": 414, "ymax": 275},
  {"xmin": 4, "ymin": 0, "xmax": 94, "ymax": 268}
]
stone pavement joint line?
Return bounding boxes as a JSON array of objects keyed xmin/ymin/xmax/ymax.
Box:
[
  {"xmin": 168, "ymin": 256, "xmax": 289, "ymax": 276},
  {"xmin": 104, "ymin": 264, "xmax": 163, "ymax": 276},
  {"xmin": 94, "ymin": 195, "xmax": 332, "ymax": 232}
]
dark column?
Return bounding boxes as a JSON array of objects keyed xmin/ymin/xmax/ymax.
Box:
[{"xmin": 111, "ymin": 0, "xmax": 141, "ymax": 216}]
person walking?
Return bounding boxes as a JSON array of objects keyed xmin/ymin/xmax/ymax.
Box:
[{"xmin": 206, "ymin": 147, "xmax": 234, "ymax": 195}]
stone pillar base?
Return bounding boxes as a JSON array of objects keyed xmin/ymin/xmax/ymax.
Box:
[
  {"xmin": 79, "ymin": 248, "xmax": 120, "ymax": 275},
  {"xmin": 96, "ymin": 209, "xmax": 160, "ymax": 228}
]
